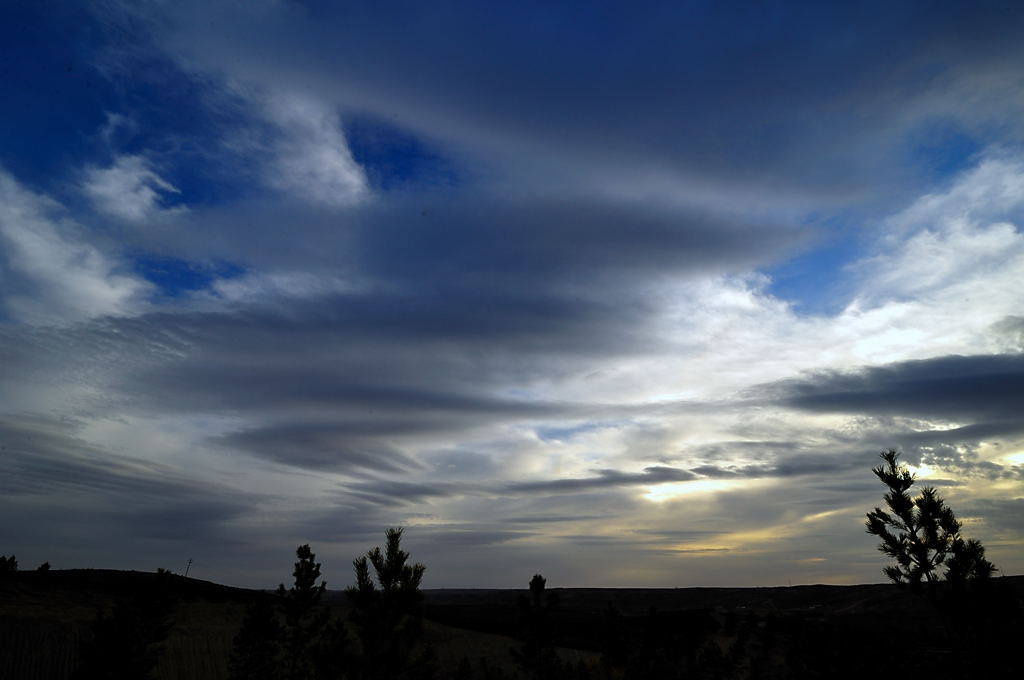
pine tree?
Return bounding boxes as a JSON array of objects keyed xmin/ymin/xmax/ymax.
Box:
[
  {"xmin": 346, "ymin": 527, "xmax": 432, "ymax": 680},
  {"xmin": 511, "ymin": 574, "xmax": 563, "ymax": 680},
  {"xmin": 865, "ymin": 449, "xmax": 996, "ymax": 592},
  {"xmin": 72, "ymin": 572, "xmax": 176, "ymax": 680},
  {"xmin": 276, "ymin": 544, "xmax": 348, "ymax": 680},
  {"xmin": 227, "ymin": 596, "xmax": 283, "ymax": 680}
]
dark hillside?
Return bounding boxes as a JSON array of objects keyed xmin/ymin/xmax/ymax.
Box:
[
  {"xmin": 422, "ymin": 577, "xmax": 1024, "ymax": 678},
  {"xmin": 0, "ymin": 569, "xmax": 259, "ymax": 680},
  {"xmin": 0, "ymin": 569, "xmax": 552, "ymax": 679},
  {"xmin": 2, "ymin": 570, "xmax": 1021, "ymax": 679}
]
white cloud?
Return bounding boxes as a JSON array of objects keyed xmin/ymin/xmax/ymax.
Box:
[
  {"xmin": 527, "ymin": 153, "xmax": 1024, "ymax": 415},
  {"xmin": 858, "ymin": 156, "xmax": 1024, "ymax": 300},
  {"xmin": 229, "ymin": 91, "xmax": 368, "ymax": 207},
  {"xmin": 0, "ymin": 170, "xmax": 150, "ymax": 324},
  {"xmin": 208, "ymin": 270, "xmax": 360, "ymax": 303},
  {"xmin": 266, "ymin": 95, "xmax": 368, "ymax": 206},
  {"xmin": 884, "ymin": 156, "xmax": 1024, "ymax": 237},
  {"xmin": 83, "ymin": 154, "xmax": 187, "ymax": 222}
]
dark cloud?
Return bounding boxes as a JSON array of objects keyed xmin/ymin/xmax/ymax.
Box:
[
  {"xmin": 691, "ymin": 454, "xmax": 868, "ymax": 480},
  {"xmin": 121, "ymin": 1, "xmax": 1024, "ymax": 211},
  {"xmin": 921, "ymin": 478, "xmax": 965, "ymax": 487},
  {"xmin": 95, "ymin": 291, "xmax": 651, "ymax": 420},
  {"xmin": 550, "ymin": 528, "xmax": 733, "ymax": 552},
  {"xmin": 217, "ymin": 423, "xmax": 421, "ymax": 473},
  {"xmin": 506, "ymin": 466, "xmax": 697, "ymax": 494},
  {"xmin": 335, "ymin": 479, "xmax": 463, "ymax": 508},
  {"xmin": 502, "ymin": 515, "xmax": 613, "ymax": 524},
  {"xmin": 138, "ymin": 193, "xmax": 802, "ymax": 335},
  {"xmin": 120, "ymin": 499, "xmax": 252, "ymax": 542},
  {"xmin": 0, "ymin": 414, "xmax": 259, "ymax": 542},
  {"xmin": 628, "ymin": 529, "xmax": 729, "ymax": 542},
  {"xmin": 475, "ymin": 489, "xmax": 643, "ymax": 530},
  {"xmin": 336, "ymin": 466, "xmax": 704, "ymax": 508},
  {"xmin": 350, "ymin": 198, "xmax": 797, "ymax": 291},
  {"xmin": 425, "ymin": 449, "xmax": 502, "ymax": 479},
  {"xmin": 991, "ymin": 315, "xmax": 1024, "ymax": 350},
  {"xmin": 406, "ymin": 527, "xmax": 535, "ymax": 547},
  {"xmin": 280, "ymin": 506, "xmax": 396, "ymax": 546},
  {"xmin": 0, "ymin": 300, "xmax": 599, "ymax": 474},
  {"xmin": 963, "ymin": 498, "xmax": 1024, "ymax": 536},
  {"xmin": 555, "ymin": 534, "xmax": 656, "ymax": 547},
  {"xmin": 763, "ymin": 354, "xmax": 1024, "ymax": 421},
  {"xmin": 899, "ymin": 421, "xmax": 1024, "ymax": 446},
  {"xmin": 686, "ymin": 441, "xmax": 877, "ymax": 481}
]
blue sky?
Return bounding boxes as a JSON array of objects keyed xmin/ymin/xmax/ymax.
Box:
[{"xmin": 1, "ymin": 1, "xmax": 1023, "ymax": 588}]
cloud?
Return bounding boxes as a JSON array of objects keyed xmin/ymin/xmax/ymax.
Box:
[
  {"xmin": 0, "ymin": 414, "xmax": 257, "ymax": 542},
  {"xmin": 5, "ymin": 3, "xmax": 1024, "ymax": 586},
  {"xmin": 221, "ymin": 90, "xmax": 368, "ymax": 206},
  {"xmin": 209, "ymin": 270, "xmax": 357, "ymax": 303},
  {"xmin": 507, "ymin": 466, "xmax": 697, "ymax": 494},
  {"xmin": 217, "ymin": 423, "xmax": 421, "ymax": 473},
  {"xmin": 335, "ymin": 479, "xmax": 462, "ymax": 508},
  {"xmin": 0, "ymin": 170, "xmax": 150, "ymax": 323},
  {"xmin": 852, "ymin": 158, "xmax": 1024, "ymax": 306},
  {"xmin": 117, "ymin": 1, "xmax": 1024, "ymax": 211},
  {"xmin": 83, "ymin": 154, "xmax": 187, "ymax": 221},
  {"xmin": 264, "ymin": 95, "xmax": 367, "ymax": 205},
  {"xmin": 963, "ymin": 498, "xmax": 1024, "ymax": 537},
  {"xmin": 766, "ymin": 353, "xmax": 1024, "ymax": 422},
  {"xmin": 6, "ymin": 147, "xmax": 1023, "ymax": 581},
  {"xmin": 991, "ymin": 315, "xmax": 1024, "ymax": 352},
  {"xmin": 408, "ymin": 527, "xmax": 534, "ymax": 547}
]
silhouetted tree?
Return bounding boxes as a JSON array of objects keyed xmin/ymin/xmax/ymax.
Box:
[
  {"xmin": 944, "ymin": 536, "xmax": 997, "ymax": 587},
  {"xmin": 511, "ymin": 574, "xmax": 563, "ymax": 680},
  {"xmin": 228, "ymin": 596, "xmax": 283, "ymax": 680},
  {"xmin": 36, "ymin": 561, "xmax": 50, "ymax": 571},
  {"xmin": 455, "ymin": 656, "xmax": 473, "ymax": 680},
  {"xmin": 0, "ymin": 554, "xmax": 16, "ymax": 572},
  {"xmin": 276, "ymin": 544, "xmax": 348, "ymax": 680},
  {"xmin": 310, "ymin": 615, "xmax": 354, "ymax": 680},
  {"xmin": 599, "ymin": 602, "xmax": 628, "ymax": 672},
  {"xmin": 72, "ymin": 571, "xmax": 176, "ymax": 680},
  {"xmin": 865, "ymin": 449, "xmax": 996, "ymax": 593},
  {"xmin": 865, "ymin": 449, "xmax": 1016, "ymax": 677},
  {"xmin": 347, "ymin": 527, "xmax": 433, "ymax": 680}
]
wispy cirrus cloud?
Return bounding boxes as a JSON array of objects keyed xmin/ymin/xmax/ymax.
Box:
[
  {"xmin": 0, "ymin": 170, "xmax": 150, "ymax": 324},
  {"xmin": 83, "ymin": 154, "xmax": 187, "ymax": 222}
]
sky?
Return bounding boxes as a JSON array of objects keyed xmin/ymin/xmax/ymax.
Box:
[{"xmin": 1, "ymin": 1, "xmax": 1023, "ymax": 589}]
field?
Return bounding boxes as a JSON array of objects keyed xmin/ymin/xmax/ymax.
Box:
[{"xmin": 1, "ymin": 570, "xmax": 1021, "ymax": 679}]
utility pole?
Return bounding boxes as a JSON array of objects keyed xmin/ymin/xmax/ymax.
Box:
[{"xmin": 185, "ymin": 557, "xmax": 193, "ymax": 578}]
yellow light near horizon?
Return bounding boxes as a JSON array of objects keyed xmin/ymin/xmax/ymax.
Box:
[{"xmin": 643, "ymin": 478, "xmax": 740, "ymax": 502}]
